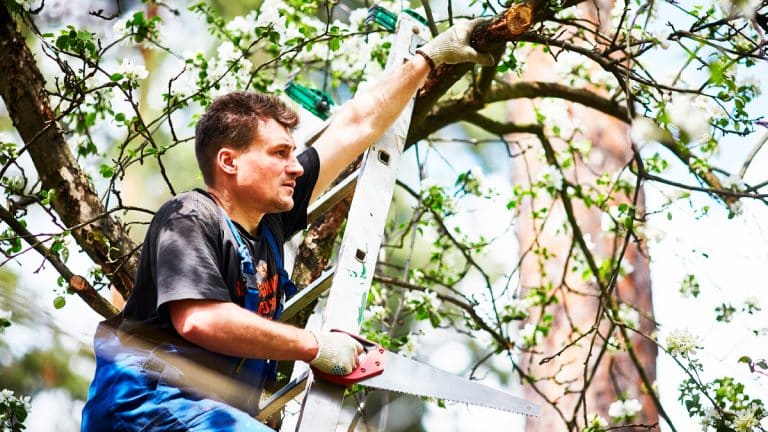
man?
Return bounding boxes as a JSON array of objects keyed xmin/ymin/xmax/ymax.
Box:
[{"xmin": 82, "ymin": 18, "xmax": 493, "ymax": 431}]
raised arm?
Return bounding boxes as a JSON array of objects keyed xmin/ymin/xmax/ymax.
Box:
[{"xmin": 309, "ymin": 19, "xmax": 494, "ymax": 202}]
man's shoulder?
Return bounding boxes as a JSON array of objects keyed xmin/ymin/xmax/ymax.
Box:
[{"xmin": 155, "ymin": 189, "xmax": 220, "ymax": 225}]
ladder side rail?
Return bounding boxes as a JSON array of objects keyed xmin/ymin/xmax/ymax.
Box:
[{"xmin": 294, "ymin": 13, "xmax": 428, "ymax": 432}]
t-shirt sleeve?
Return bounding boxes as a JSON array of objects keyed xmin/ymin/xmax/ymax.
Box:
[
  {"xmin": 279, "ymin": 146, "xmax": 320, "ymax": 237},
  {"xmin": 154, "ymin": 198, "xmax": 231, "ymax": 309}
]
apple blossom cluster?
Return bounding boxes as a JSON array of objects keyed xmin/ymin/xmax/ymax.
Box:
[
  {"xmin": 608, "ymin": 398, "xmax": 642, "ymax": 420},
  {"xmin": 404, "ymin": 289, "xmax": 442, "ymax": 313},
  {"xmin": 536, "ymin": 164, "xmax": 565, "ymax": 192},
  {"xmin": 616, "ymin": 303, "xmax": 640, "ymax": 329},
  {"xmin": 519, "ymin": 322, "xmax": 545, "ymax": 348},
  {"xmin": 665, "ymin": 328, "xmax": 701, "ymax": 357},
  {"xmin": 0, "ymin": 389, "xmax": 31, "ymax": 431},
  {"xmin": 116, "ymin": 58, "xmax": 149, "ymax": 84},
  {"xmin": 582, "ymin": 413, "xmax": 608, "ymax": 432},
  {"xmin": 699, "ymin": 405, "xmax": 766, "ymax": 432}
]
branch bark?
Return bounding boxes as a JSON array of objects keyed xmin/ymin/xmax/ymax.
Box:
[
  {"xmin": 409, "ymin": 2, "xmax": 538, "ymax": 142},
  {"xmin": 0, "ymin": 5, "xmax": 138, "ymax": 305}
]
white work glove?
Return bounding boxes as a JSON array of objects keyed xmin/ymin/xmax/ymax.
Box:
[
  {"xmin": 309, "ymin": 331, "xmax": 365, "ymax": 375},
  {"xmin": 416, "ymin": 18, "xmax": 495, "ymax": 69}
]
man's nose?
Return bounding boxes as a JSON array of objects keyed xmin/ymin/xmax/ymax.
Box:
[{"xmin": 287, "ymin": 155, "xmax": 304, "ymax": 177}]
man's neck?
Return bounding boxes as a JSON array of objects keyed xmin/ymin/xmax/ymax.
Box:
[{"xmin": 206, "ymin": 186, "xmax": 264, "ymax": 234}]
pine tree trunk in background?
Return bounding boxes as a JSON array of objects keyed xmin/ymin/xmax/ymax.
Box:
[{"xmin": 508, "ymin": 8, "xmax": 660, "ymax": 426}]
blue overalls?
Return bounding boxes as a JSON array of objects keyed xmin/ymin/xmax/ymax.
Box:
[{"xmin": 81, "ymin": 216, "xmax": 297, "ymax": 432}]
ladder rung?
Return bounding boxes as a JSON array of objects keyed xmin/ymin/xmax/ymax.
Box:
[
  {"xmin": 306, "ymin": 169, "xmax": 359, "ymax": 224},
  {"xmin": 256, "ymin": 370, "xmax": 309, "ymax": 420},
  {"xmin": 279, "ymin": 268, "xmax": 335, "ymax": 322}
]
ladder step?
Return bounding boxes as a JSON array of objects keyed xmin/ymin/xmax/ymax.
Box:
[
  {"xmin": 306, "ymin": 169, "xmax": 359, "ymax": 224},
  {"xmin": 279, "ymin": 268, "xmax": 335, "ymax": 322},
  {"xmin": 256, "ymin": 370, "xmax": 309, "ymax": 421}
]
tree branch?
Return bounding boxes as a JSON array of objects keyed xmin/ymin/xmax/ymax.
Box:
[{"xmin": 0, "ymin": 204, "xmax": 118, "ymax": 318}]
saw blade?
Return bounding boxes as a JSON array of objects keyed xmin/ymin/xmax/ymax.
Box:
[{"xmin": 358, "ymin": 351, "xmax": 540, "ymax": 417}]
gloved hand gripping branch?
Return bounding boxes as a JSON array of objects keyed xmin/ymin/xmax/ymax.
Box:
[
  {"xmin": 309, "ymin": 331, "xmax": 365, "ymax": 375},
  {"xmin": 415, "ymin": 18, "xmax": 495, "ymax": 69}
]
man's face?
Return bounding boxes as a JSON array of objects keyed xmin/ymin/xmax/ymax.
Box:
[{"xmin": 232, "ymin": 117, "xmax": 304, "ymax": 214}]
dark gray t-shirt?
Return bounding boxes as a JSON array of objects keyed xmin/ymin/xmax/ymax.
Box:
[{"xmin": 120, "ymin": 147, "xmax": 319, "ymax": 342}]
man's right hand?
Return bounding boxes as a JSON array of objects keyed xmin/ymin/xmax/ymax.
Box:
[
  {"xmin": 415, "ymin": 18, "xmax": 495, "ymax": 68},
  {"xmin": 308, "ymin": 331, "xmax": 365, "ymax": 375}
]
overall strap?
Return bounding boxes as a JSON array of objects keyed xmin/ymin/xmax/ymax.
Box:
[
  {"xmin": 261, "ymin": 227, "xmax": 299, "ymax": 300},
  {"xmin": 220, "ymin": 209, "xmax": 260, "ymax": 312}
]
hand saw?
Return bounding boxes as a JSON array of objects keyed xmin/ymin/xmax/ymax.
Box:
[{"xmin": 312, "ymin": 330, "xmax": 541, "ymax": 417}]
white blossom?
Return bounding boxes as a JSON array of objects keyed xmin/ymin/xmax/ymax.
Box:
[
  {"xmin": 582, "ymin": 233, "xmax": 596, "ymax": 251},
  {"xmin": 216, "ymin": 41, "xmax": 239, "ymax": 64},
  {"xmin": 506, "ymin": 297, "xmax": 534, "ymax": 320},
  {"xmin": 348, "ymin": 8, "xmax": 370, "ymax": 31},
  {"xmin": 620, "ymin": 258, "xmax": 635, "ymax": 276},
  {"xmin": 736, "ymin": 69, "xmax": 762, "ymax": 96},
  {"xmin": 540, "ymin": 98, "xmax": 580, "ymax": 137},
  {"xmin": 113, "ymin": 17, "xmax": 131, "ymax": 39},
  {"xmin": 608, "ymin": 398, "xmax": 642, "ymax": 419},
  {"xmin": 537, "ymin": 165, "xmax": 564, "ymax": 190},
  {"xmin": 629, "ymin": 117, "xmax": 663, "ymax": 145},
  {"xmin": 0, "ymin": 309, "xmax": 10, "ymax": 322},
  {"xmin": 225, "ymin": 13, "xmax": 257, "ymax": 40},
  {"xmin": 679, "ymin": 275, "xmax": 701, "ymax": 298},
  {"xmin": 363, "ymin": 305, "xmax": 387, "ymax": 323},
  {"xmin": 171, "ymin": 72, "xmax": 199, "ymax": 99},
  {"xmin": 732, "ymin": 407, "xmax": 762, "ymax": 431},
  {"xmin": 404, "ymin": 290, "xmax": 441, "ymax": 311},
  {"xmin": 665, "ymin": 328, "xmax": 701, "ymax": 357},
  {"xmin": 584, "ymin": 413, "xmax": 608, "ymax": 430},
  {"xmin": 722, "ymin": 174, "xmax": 746, "ymax": 191},
  {"xmin": 743, "ymin": 296, "xmax": 761, "ymax": 311},
  {"xmin": 650, "ymin": 27, "xmax": 672, "ymax": 49},
  {"xmin": 728, "ymin": 200, "xmax": 744, "ymax": 217},
  {"xmin": 519, "ymin": 323, "xmax": 544, "ymax": 348},
  {"xmin": 400, "ymin": 333, "xmax": 418, "ymax": 358},
  {"xmin": 617, "ymin": 303, "xmax": 640, "ymax": 329},
  {"xmin": 117, "ymin": 58, "xmax": 149, "ymax": 82},
  {"xmin": 667, "ymin": 95, "xmax": 710, "ymax": 140},
  {"xmin": 719, "ymin": 0, "xmax": 763, "ymax": 18},
  {"xmin": 700, "ymin": 407, "xmax": 720, "ymax": 430}
]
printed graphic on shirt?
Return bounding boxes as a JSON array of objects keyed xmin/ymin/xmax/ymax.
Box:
[{"xmin": 255, "ymin": 259, "xmax": 278, "ymax": 317}]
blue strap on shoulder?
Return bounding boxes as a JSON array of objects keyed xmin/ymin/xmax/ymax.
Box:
[
  {"xmin": 221, "ymin": 211, "xmax": 261, "ymax": 312},
  {"xmin": 260, "ymin": 227, "xmax": 298, "ymax": 319}
]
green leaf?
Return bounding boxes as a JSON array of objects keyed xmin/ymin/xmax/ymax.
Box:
[
  {"xmin": 329, "ymin": 37, "xmax": 341, "ymax": 52},
  {"xmin": 55, "ymin": 35, "xmax": 70, "ymax": 50},
  {"xmin": 53, "ymin": 296, "xmax": 66, "ymax": 309},
  {"xmin": 110, "ymin": 73, "xmax": 124, "ymax": 82},
  {"xmin": 99, "ymin": 164, "xmax": 114, "ymax": 178}
]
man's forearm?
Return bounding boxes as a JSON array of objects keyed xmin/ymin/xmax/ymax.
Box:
[
  {"xmin": 310, "ymin": 54, "xmax": 431, "ymax": 201},
  {"xmin": 169, "ymin": 299, "xmax": 318, "ymax": 362}
]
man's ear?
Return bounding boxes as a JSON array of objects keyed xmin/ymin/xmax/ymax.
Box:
[{"xmin": 216, "ymin": 147, "xmax": 238, "ymax": 176}]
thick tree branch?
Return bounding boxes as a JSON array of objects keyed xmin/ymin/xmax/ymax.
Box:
[
  {"xmin": 409, "ymin": 2, "xmax": 538, "ymax": 141},
  {"xmin": 487, "ymin": 81, "xmax": 631, "ymax": 122},
  {"xmin": 0, "ymin": 5, "xmax": 137, "ymax": 302}
]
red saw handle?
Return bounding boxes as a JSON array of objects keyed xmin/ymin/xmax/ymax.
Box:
[{"xmin": 311, "ymin": 329, "xmax": 387, "ymax": 386}]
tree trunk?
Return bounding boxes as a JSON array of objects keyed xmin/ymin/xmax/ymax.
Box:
[
  {"xmin": 508, "ymin": 37, "xmax": 660, "ymax": 432},
  {"xmin": 0, "ymin": 6, "xmax": 138, "ymax": 313}
]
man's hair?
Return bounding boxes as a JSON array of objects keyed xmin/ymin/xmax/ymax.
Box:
[{"xmin": 195, "ymin": 91, "xmax": 299, "ymax": 185}]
